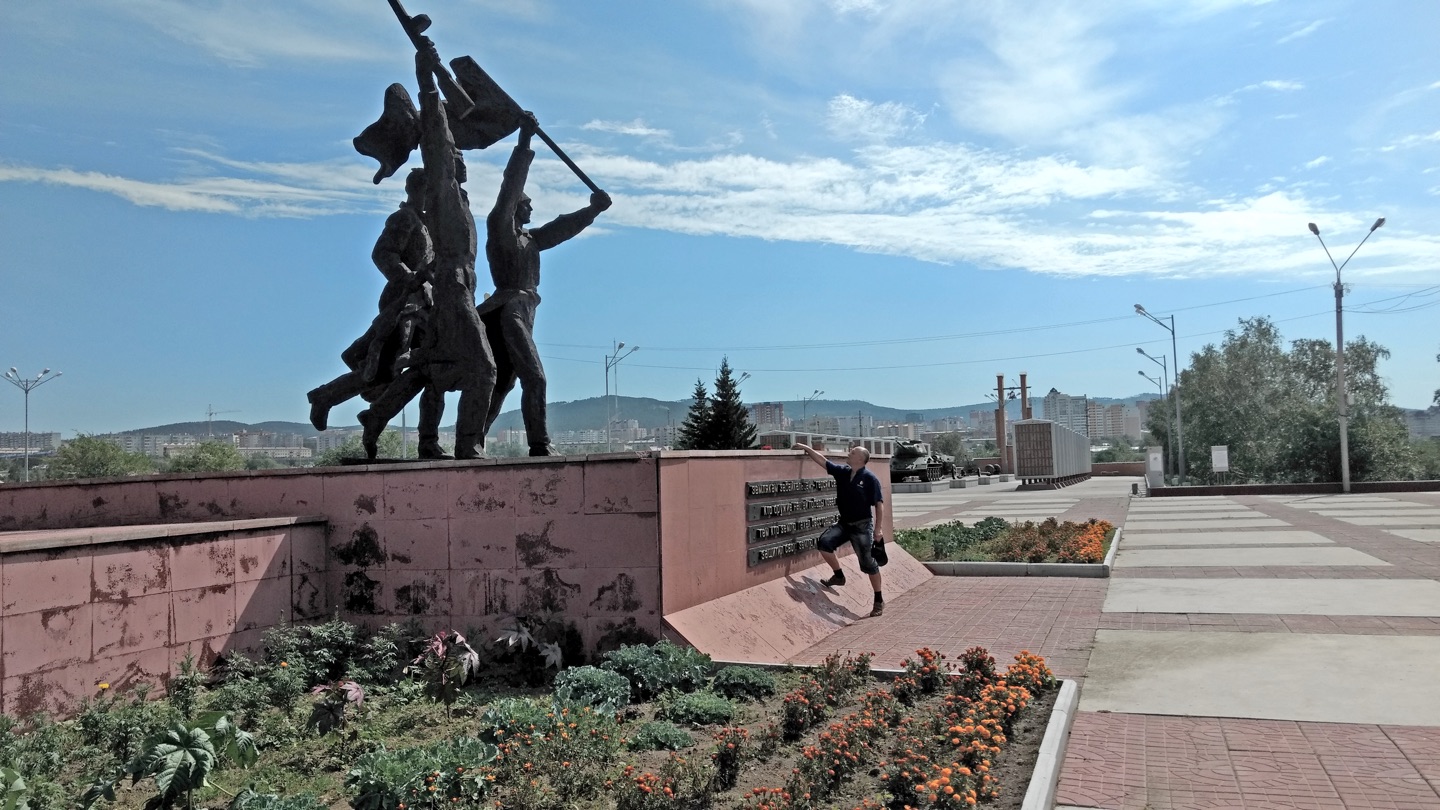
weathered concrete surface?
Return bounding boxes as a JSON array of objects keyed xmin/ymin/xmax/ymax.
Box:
[
  {"xmin": 1115, "ymin": 546, "xmax": 1389, "ymax": 567},
  {"xmin": 1081, "ymin": 629, "xmax": 1440, "ymax": 725},
  {"xmin": 1104, "ymin": 578, "xmax": 1440, "ymax": 616},
  {"xmin": 1120, "ymin": 518, "xmax": 1288, "ymax": 530},
  {"xmin": 1119, "ymin": 529, "xmax": 1333, "ymax": 547}
]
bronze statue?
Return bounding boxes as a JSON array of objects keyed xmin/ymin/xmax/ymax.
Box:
[
  {"xmin": 313, "ymin": 1, "xmax": 611, "ymax": 460},
  {"xmin": 356, "ymin": 40, "xmax": 497, "ymax": 460},
  {"xmin": 307, "ymin": 168, "xmax": 433, "ymax": 433},
  {"xmin": 480, "ymin": 115, "xmax": 611, "ymax": 456}
]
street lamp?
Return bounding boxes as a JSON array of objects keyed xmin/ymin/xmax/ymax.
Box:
[
  {"xmin": 1135, "ymin": 305, "xmax": 1187, "ymax": 485},
  {"xmin": 3, "ymin": 367, "xmax": 62, "ymax": 483},
  {"xmin": 1308, "ymin": 217, "xmax": 1385, "ymax": 493},
  {"xmin": 801, "ymin": 389, "xmax": 824, "ymax": 431},
  {"xmin": 1136, "ymin": 348, "xmax": 1173, "ymax": 479},
  {"xmin": 604, "ymin": 341, "xmax": 639, "ymax": 452}
]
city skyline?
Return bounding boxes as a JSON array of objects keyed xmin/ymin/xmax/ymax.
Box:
[{"xmin": 3, "ymin": 1, "xmax": 1438, "ymax": 436}]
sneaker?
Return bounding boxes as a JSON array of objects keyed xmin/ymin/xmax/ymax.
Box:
[
  {"xmin": 821, "ymin": 571, "xmax": 846, "ymax": 588},
  {"xmin": 869, "ymin": 602, "xmax": 885, "ymax": 618}
]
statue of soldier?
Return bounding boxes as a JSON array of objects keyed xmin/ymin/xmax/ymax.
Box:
[
  {"xmin": 480, "ymin": 114, "xmax": 612, "ymax": 456},
  {"xmin": 357, "ymin": 39, "xmax": 497, "ymax": 460},
  {"xmin": 307, "ymin": 168, "xmax": 433, "ymax": 434}
]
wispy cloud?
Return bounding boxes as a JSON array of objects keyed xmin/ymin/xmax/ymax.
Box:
[
  {"xmin": 1277, "ymin": 19, "xmax": 1328, "ymax": 44},
  {"xmin": 825, "ymin": 94, "xmax": 925, "ymax": 143},
  {"xmin": 1380, "ymin": 130, "xmax": 1440, "ymax": 152},
  {"xmin": 111, "ymin": 0, "xmax": 391, "ymax": 67},
  {"xmin": 582, "ymin": 119, "xmax": 672, "ymax": 139},
  {"xmin": 1242, "ymin": 80, "xmax": 1304, "ymax": 92},
  {"xmin": 1303, "ymin": 155, "xmax": 1330, "ymax": 169}
]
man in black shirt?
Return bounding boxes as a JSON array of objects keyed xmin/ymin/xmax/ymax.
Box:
[{"xmin": 794, "ymin": 442, "xmax": 887, "ymax": 617}]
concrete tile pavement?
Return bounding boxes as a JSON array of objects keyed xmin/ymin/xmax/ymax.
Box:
[{"xmin": 789, "ymin": 481, "xmax": 1440, "ymax": 807}]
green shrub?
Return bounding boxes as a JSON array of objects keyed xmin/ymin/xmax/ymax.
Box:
[
  {"xmin": 231, "ymin": 790, "xmax": 330, "ymax": 810},
  {"xmin": 553, "ymin": 666, "xmax": 631, "ymax": 713},
  {"xmin": 0, "ymin": 715, "xmax": 69, "ymax": 810},
  {"xmin": 601, "ymin": 641, "xmax": 711, "ymax": 702},
  {"xmin": 75, "ymin": 687, "xmax": 180, "ymax": 767},
  {"xmin": 475, "ymin": 697, "xmax": 550, "ymax": 744},
  {"xmin": 659, "ymin": 692, "xmax": 735, "ymax": 727},
  {"xmin": 346, "ymin": 737, "xmax": 498, "ymax": 810},
  {"xmin": 625, "ymin": 721, "xmax": 694, "ymax": 751},
  {"xmin": 711, "ymin": 666, "xmax": 776, "ymax": 702}
]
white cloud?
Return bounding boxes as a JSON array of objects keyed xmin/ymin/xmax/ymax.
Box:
[
  {"xmin": 1379, "ymin": 130, "xmax": 1440, "ymax": 152},
  {"xmin": 1303, "ymin": 156, "xmax": 1331, "ymax": 169},
  {"xmin": 828, "ymin": 0, "xmax": 886, "ymax": 16},
  {"xmin": 1277, "ymin": 19, "xmax": 1328, "ymax": 44},
  {"xmin": 582, "ymin": 119, "xmax": 673, "ymax": 139},
  {"xmin": 1242, "ymin": 80, "xmax": 1304, "ymax": 92},
  {"xmin": 111, "ymin": 0, "xmax": 391, "ymax": 66},
  {"xmin": 825, "ymin": 94, "xmax": 925, "ymax": 142}
]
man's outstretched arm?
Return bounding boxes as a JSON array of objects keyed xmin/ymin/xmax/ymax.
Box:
[
  {"xmin": 530, "ymin": 190, "xmax": 612, "ymax": 251},
  {"xmin": 792, "ymin": 443, "xmax": 829, "ymax": 470}
]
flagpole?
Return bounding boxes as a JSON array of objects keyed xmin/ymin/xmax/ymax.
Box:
[{"xmin": 533, "ymin": 127, "xmax": 602, "ymax": 194}]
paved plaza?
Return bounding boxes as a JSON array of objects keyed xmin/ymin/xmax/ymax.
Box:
[{"xmin": 790, "ymin": 477, "xmax": 1440, "ymax": 809}]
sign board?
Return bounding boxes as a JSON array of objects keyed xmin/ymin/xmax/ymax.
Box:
[
  {"xmin": 744, "ymin": 477, "xmax": 837, "ymax": 567},
  {"xmin": 1147, "ymin": 449, "xmax": 1163, "ymax": 472},
  {"xmin": 1211, "ymin": 445, "xmax": 1230, "ymax": 473}
]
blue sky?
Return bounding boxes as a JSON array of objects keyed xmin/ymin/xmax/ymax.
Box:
[{"xmin": 2, "ymin": 0, "xmax": 1438, "ymax": 435}]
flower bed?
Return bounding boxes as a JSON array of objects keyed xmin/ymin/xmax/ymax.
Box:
[
  {"xmin": 1, "ymin": 619, "xmax": 1059, "ymax": 810},
  {"xmin": 896, "ymin": 518, "xmax": 1115, "ymax": 564}
]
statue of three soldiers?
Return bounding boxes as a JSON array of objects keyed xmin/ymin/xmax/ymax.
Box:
[{"xmin": 308, "ymin": 11, "xmax": 610, "ymax": 461}]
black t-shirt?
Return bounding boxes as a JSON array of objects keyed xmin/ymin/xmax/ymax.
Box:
[{"xmin": 826, "ymin": 461, "xmax": 884, "ymax": 522}]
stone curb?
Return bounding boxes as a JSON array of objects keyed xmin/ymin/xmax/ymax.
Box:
[
  {"xmin": 920, "ymin": 528, "xmax": 1123, "ymax": 578},
  {"xmin": 1021, "ymin": 679, "xmax": 1080, "ymax": 810}
]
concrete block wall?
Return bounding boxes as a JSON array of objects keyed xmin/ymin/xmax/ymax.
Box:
[{"xmin": 0, "ymin": 518, "xmax": 326, "ymax": 717}]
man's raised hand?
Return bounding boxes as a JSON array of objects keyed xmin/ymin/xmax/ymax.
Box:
[
  {"xmin": 520, "ymin": 111, "xmax": 539, "ymax": 136},
  {"xmin": 590, "ymin": 190, "xmax": 612, "ymax": 212}
]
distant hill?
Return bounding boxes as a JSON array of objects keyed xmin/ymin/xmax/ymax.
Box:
[{"xmin": 119, "ymin": 392, "xmax": 1164, "ymax": 437}]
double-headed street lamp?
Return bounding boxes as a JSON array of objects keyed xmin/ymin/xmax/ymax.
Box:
[
  {"xmin": 4, "ymin": 367, "xmax": 63, "ymax": 483},
  {"xmin": 1135, "ymin": 305, "xmax": 1187, "ymax": 485},
  {"xmin": 801, "ymin": 389, "xmax": 824, "ymax": 431},
  {"xmin": 604, "ymin": 341, "xmax": 639, "ymax": 452},
  {"xmin": 1308, "ymin": 217, "xmax": 1385, "ymax": 494},
  {"xmin": 1136, "ymin": 348, "xmax": 1173, "ymax": 478}
]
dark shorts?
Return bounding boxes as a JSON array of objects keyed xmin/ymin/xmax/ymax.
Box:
[{"xmin": 817, "ymin": 519, "xmax": 879, "ymax": 575}]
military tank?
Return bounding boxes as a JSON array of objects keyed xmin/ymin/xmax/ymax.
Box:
[{"xmin": 890, "ymin": 439, "xmax": 945, "ymax": 482}]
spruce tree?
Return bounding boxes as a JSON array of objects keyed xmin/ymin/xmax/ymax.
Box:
[
  {"xmin": 676, "ymin": 378, "xmax": 712, "ymax": 450},
  {"xmin": 709, "ymin": 357, "xmax": 758, "ymax": 450}
]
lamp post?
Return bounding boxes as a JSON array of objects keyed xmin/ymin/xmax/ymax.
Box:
[
  {"xmin": 1308, "ymin": 217, "xmax": 1385, "ymax": 494},
  {"xmin": 801, "ymin": 389, "xmax": 823, "ymax": 432},
  {"xmin": 1136, "ymin": 348, "xmax": 1172, "ymax": 479},
  {"xmin": 3, "ymin": 367, "xmax": 62, "ymax": 483},
  {"xmin": 604, "ymin": 341, "xmax": 638, "ymax": 451},
  {"xmin": 1137, "ymin": 369, "xmax": 1167, "ymax": 475},
  {"xmin": 1135, "ymin": 305, "xmax": 1187, "ymax": 485}
]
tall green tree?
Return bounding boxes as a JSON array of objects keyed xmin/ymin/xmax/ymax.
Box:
[
  {"xmin": 315, "ymin": 429, "xmax": 416, "ymax": 466},
  {"xmin": 675, "ymin": 379, "xmax": 712, "ymax": 450},
  {"xmin": 707, "ymin": 357, "xmax": 757, "ymax": 450},
  {"xmin": 1147, "ymin": 317, "xmax": 1418, "ymax": 483},
  {"xmin": 48, "ymin": 434, "xmax": 153, "ymax": 479}
]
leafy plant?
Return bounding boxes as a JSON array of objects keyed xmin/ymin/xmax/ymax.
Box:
[
  {"xmin": 76, "ymin": 686, "xmax": 180, "ymax": 767},
  {"xmin": 0, "ymin": 767, "xmax": 28, "ymax": 810},
  {"xmin": 404, "ymin": 631, "xmax": 480, "ymax": 713},
  {"xmin": 613, "ymin": 755, "xmax": 715, "ymax": 810},
  {"xmin": 494, "ymin": 619, "xmax": 564, "ymax": 671},
  {"xmin": 345, "ymin": 737, "xmax": 498, "ymax": 810},
  {"xmin": 601, "ymin": 641, "xmax": 712, "ymax": 702},
  {"xmin": 625, "ymin": 722, "xmax": 694, "ymax": 752},
  {"xmin": 710, "ymin": 727, "xmax": 751, "ymax": 790},
  {"xmin": 228, "ymin": 789, "xmax": 329, "ymax": 810},
  {"xmin": 169, "ymin": 654, "xmax": 206, "ymax": 721},
  {"xmin": 660, "ymin": 692, "xmax": 736, "ymax": 727},
  {"xmin": 552, "ymin": 666, "xmax": 630, "ymax": 713},
  {"xmin": 475, "ymin": 697, "xmax": 550, "ymax": 745},
  {"xmin": 307, "ymin": 679, "xmax": 365, "ymax": 735},
  {"xmin": 124, "ymin": 723, "xmax": 216, "ymax": 810},
  {"xmin": 711, "ymin": 666, "xmax": 776, "ymax": 703}
]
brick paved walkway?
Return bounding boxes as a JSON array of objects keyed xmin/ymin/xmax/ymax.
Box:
[{"xmin": 792, "ymin": 481, "xmax": 1440, "ymax": 808}]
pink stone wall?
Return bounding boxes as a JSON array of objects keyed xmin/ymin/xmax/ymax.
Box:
[
  {"xmin": 657, "ymin": 450, "xmax": 895, "ymax": 615},
  {"xmin": 0, "ymin": 519, "xmax": 326, "ymax": 717},
  {"xmin": 0, "ymin": 457, "xmax": 665, "ymax": 663}
]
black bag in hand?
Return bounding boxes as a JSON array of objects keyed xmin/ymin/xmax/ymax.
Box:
[{"xmin": 872, "ymin": 534, "xmax": 889, "ymax": 567}]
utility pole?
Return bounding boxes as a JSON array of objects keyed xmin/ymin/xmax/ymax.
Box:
[{"xmin": 1308, "ymin": 218, "xmax": 1385, "ymax": 493}]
